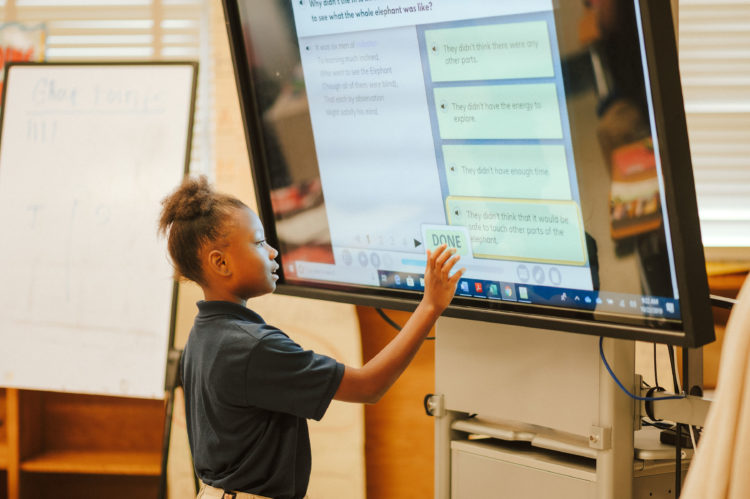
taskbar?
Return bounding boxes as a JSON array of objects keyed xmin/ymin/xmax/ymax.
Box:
[{"xmin": 376, "ymin": 270, "xmax": 681, "ymax": 320}]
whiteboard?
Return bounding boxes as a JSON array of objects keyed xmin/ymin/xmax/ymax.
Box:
[{"xmin": 0, "ymin": 63, "xmax": 196, "ymax": 399}]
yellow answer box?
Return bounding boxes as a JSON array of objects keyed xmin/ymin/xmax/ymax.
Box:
[{"xmin": 446, "ymin": 196, "xmax": 588, "ymax": 266}]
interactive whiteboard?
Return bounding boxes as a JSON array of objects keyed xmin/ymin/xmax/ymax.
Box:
[{"xmin": 0, "ymin": 63, "xmax": 196, "ymax": 399}]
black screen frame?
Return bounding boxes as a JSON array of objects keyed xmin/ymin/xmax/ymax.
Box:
[{"xmin": 222, "ymin": 0, "xmax": 715, "ymax": 347}]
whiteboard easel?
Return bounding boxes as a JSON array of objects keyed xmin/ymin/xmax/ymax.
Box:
[{"xmin": 0, "ymin": 62, "xmax": 197, "ymax": 400}]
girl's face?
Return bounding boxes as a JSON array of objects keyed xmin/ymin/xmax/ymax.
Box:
[{"xmin": 223, "ymin": 207, "xmax": 280, "ymax": 301}]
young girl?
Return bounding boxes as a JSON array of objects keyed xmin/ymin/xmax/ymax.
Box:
[{"xmin": 159, "ymin": 176, "xmax": 463, "ymax": 499}]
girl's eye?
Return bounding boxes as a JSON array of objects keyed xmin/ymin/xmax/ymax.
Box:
[{"xmin": 255, "ymin": 239, "xmax": 266, "ymax": 247}]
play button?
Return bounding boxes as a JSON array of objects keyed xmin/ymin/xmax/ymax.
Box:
[{"xmin": 414, "ymin": 239, "xmax": 422, "ymax": 248}]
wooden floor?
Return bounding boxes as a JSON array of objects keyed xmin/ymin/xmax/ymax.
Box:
[{"xmin": 357, "ymin": 306, "xmax": 435, "ymax": 499}]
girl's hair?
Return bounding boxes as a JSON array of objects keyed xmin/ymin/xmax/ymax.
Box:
[{"xmin": 158, "ymin": 175, "xmax": 246, "ymax": 285}]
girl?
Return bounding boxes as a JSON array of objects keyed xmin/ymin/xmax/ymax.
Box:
[{"xmin": 159, "ymin": 176, "xmax": 463, "ymax": 499}]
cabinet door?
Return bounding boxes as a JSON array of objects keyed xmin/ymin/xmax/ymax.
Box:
[{"xmin": 451, "ymin": 441, "xmax": 596, "ymax": 499}]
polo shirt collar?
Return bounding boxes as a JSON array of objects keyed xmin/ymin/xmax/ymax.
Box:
[{"xmin": 195, "ymin": 300, "xmax": 265, "ymax": 323}]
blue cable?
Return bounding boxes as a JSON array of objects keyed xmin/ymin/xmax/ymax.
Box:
[{"xmin": 599, "ymin": 336, "xmax": 685, "ymax": 401}]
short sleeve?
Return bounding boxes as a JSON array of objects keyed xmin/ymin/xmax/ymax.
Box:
[{"xmin": 245, "ymin": 331, "xmax": 344, "ymax": 421}]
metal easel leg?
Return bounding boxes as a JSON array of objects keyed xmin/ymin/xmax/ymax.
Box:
[{"xmin": 159, "ymin": 347, "xmax": 184, "ymax": 499}]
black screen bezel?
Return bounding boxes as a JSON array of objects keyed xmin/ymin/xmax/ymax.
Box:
[{"xmin": 222, "ymin": 0, "xmax": 715, "ymax": 347}]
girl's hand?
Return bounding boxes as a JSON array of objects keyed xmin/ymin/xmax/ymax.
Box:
[{"xmin": 422, "ymin": 243, "xmax": 464, "ymax": 314}]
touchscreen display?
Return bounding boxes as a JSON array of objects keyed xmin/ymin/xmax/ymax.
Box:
[{"xmin": 232, "ymin": 0, "xmax": 691, "ymax": 331}]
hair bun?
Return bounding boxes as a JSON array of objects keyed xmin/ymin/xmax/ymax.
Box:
[
  {"xmin": 175, "ymin": 176, "xmax": 216, "ymax": 220},
  {"xmin": 158, "ymin": 175, "xmax": 216, "ymax": 234}
]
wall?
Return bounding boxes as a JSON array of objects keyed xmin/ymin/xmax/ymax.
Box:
[{"xmin": 358, "ymin": 308, "xmax": 435, "ymax": 498}]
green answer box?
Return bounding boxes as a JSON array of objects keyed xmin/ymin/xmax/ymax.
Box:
[
  {"xmin": 434, "ymin": 84, "xmax": 563, "ymax": 140},
  {"xmin": 443, "ymin": 144, "xmax": 572, "ymax": 200},
  {"xmin": 425, "ymin": 21, "xmax": 554, "ymax": 82},
  {"xmin": 446, "ymin": 196, "xmax": 587, "ymax": 265}
]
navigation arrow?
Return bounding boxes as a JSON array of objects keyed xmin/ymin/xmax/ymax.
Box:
[{"xmin": 414, "ymin": 239, "xmax": 422, "ymax": 248}]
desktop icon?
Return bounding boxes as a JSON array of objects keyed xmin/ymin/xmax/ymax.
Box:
[
  {"xmin": 666, "ymin": 302, "xmax": 675, "ymax": 313},
  {"xmin": 488, "ymin": 284, "xmax": 499, "ymax": 298},
  {"xmin": 492, "ymin": 283, "xmax": 516, "ymax": 301},
  {"xmin": 460, "ymin": 281, "xmax": 470, "ymax": 293},
  {"xmin": 406, "ymin": 276, "xmax": 415, "ymax": 287},
  {"xmin": 561, "ymin": 292, "xmax": 567, "ymax": 302},
  {"xmin": 394, "ymin": 275, "xmax": 401, "ymax": 285},
  {"xmin": 519, "ymin": 286, "xmax": 528, "ymax": 300},
  {"xmin": 584, "ymin": 296, "xmax": 592, "ymax": 304},
  {"xmin": 381, "ymin": 274, "xmax": 388, "ymax": 283},
  {"xmin": 474, "ymin": 282, "xmax": 483, "ymax": 294},
  {"xmin": 419, "ymin": 277, "xmax": 425, "ymax": 287}
]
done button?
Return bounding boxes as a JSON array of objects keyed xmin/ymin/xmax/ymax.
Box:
[{"xmin": 421, "ymin": 224, "xmax": 473, "ymax": 259}]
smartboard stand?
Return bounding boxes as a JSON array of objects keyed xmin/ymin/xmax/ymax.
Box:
[{"xmin": 433, "ymin": 317, "xmax": 691, "ymax": 498}]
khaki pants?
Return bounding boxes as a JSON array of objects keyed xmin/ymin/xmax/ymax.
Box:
[{"xmin": 197, "ymin": 481, "xmax": 271, "ymax": 499}]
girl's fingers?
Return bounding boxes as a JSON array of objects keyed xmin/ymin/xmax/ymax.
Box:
[
  {"xmin": 450, "ymin": 267, "xmax": 466, "ymax": 284},
  {"xmin": 440, "ymin": 253, "xmax": 461, "ymax": 277},
  {"xmin": 430, "ymin": 243, "xmax": 447, "ymax": 266},
  {"xmin": 435, "ymin": 246, "xmax": 455, "ymax": 267}
]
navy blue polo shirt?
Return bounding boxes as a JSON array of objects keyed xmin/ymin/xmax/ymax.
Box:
[{"xmin": 181, "ymin": 300, "xmax": 345, "ymax": 498}]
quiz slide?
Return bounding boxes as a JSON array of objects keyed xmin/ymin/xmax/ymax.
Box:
[{"xmin": 293, "ymin": 0, "xmax": 592, "ymax": 289}]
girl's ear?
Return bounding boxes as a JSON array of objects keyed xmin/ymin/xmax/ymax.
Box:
[{"xmin": 206, "ymin": 249, "xmax": 231, "ymax": 277}]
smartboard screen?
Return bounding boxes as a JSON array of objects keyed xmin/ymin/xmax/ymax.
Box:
[{"xmin": 224, "ymin": 0, "xmax": 714, "ymax": 346}]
